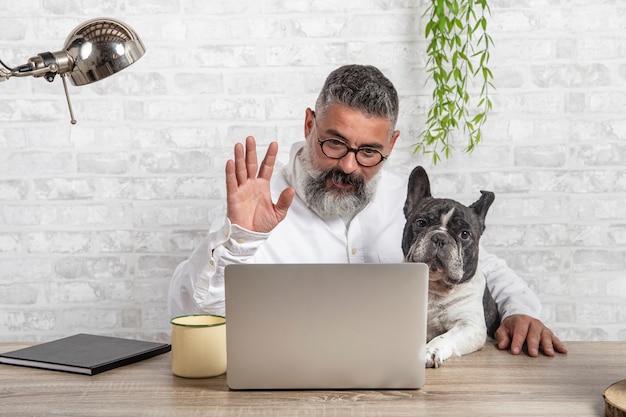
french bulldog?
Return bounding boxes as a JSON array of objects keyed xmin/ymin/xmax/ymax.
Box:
[{"xmin": 402, "ymin": 166, "xmax": 500, "ymax": 368}]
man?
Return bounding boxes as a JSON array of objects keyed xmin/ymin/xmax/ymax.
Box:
[{"xmin": 168, "ymin": 64, "xmax": 567, "ymax": 357}]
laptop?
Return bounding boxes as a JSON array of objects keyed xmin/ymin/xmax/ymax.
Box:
[{"xmin": 224, "ymin": 263, "xmax": 428, "ymax": 390}]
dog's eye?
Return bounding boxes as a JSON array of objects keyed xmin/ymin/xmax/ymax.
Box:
[
  {"xmin": 460, "ymin": 231, "xmax": 471, "ymax": 240},
  {"xmin": 415, "ymin": 219, "xmax": 428, "ymax": 228}
]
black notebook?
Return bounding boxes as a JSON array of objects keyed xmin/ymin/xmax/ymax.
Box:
[{"xmin": 0, "ymin": 333, "xmax": 171, "ymax": 375}]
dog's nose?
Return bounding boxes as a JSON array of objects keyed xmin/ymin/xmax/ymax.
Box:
[{"xmin": 431, "ymin": 233, "xmax": 446, "ymax": 248}]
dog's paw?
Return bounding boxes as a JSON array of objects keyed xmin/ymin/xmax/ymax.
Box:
[{"xmin": 425, "ymin": 347, "xmax": 443, "ymax": 368}]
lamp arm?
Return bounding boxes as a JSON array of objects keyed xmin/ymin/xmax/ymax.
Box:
[
  {"xmin": 0, "ymin": 67, "xmax": 9, "ymax": 82},
  {"xmin": 61, "ymin": 74, "xmax": 77, "ymax": 125},
  {"xmin": 0, "ymin": 51, "xmax": 73, "ymax": 82},
  {"xmin": 0, "ymin": 54, "xmax": 77, "ymax": 124},
  {"xmin": 8, "ymin": 65, "xmax": 58, "ymax": 79},
  {"xmin": 0, "ymin": 58, "xmax": 13, "ymax": 82}
]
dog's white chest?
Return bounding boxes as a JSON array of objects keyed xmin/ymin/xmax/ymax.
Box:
[
  {"xmin": 427, "ymin": 271, "xmax": 486, "ymax": 339},
  {"xmin": 424, "ymin": 269, "xmax": 488, "ymax": 367}
]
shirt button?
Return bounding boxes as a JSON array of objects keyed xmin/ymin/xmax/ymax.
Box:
[
  {"xmin": 351, "ymin": 248, "xmax": 357, "ymax": 255},
  {"xmin": 209, "ymin": 259, "xmax": 215, "ymax": 266},
  {"xmin": 236, "ymin": 238, "xmax": 245, "ymax": 244}
]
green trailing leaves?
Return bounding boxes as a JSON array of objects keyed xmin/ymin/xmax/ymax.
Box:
[{"xmin": 416, "ymin": 0, "xmax": 494, "ymax": 164}]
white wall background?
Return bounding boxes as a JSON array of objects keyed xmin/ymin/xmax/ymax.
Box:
[{"xmin": 1, "ymin": 0, "xmax": 625, "ymax": 343}]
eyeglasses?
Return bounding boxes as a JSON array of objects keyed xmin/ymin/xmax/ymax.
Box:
[{"xmin": 313, "ymin": 119, "xmax": 388, "ymax": 167}]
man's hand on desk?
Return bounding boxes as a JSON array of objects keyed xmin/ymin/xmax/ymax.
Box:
[{"xmin": 495, "ymin": 315, "xmax": 568, "ymax": 357}]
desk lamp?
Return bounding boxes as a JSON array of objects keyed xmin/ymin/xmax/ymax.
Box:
[{"xmin": 0, "ymin": 17, "xmax": 145, "ymax": 124}]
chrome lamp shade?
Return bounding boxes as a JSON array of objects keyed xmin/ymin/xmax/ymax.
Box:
[{"xmin": 63, "ymin": 18, "xmax": 146, "ymax": 86}]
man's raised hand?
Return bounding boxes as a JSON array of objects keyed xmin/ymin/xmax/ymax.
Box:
[{"xmin": 225, "ymin": 136, "xmax": 295, "ymax": 233}]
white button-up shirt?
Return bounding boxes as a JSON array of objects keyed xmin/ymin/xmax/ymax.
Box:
[{"xmin": 168, "ymin": 142, "xmax": 541, "ymax": 320}]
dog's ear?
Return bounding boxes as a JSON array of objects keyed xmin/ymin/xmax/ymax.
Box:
[
  {"xmin": 404, "ymin": 166, "xmax": 432, "ymax": 219},
  {"xmin": 469, "ymin": 190, "xmax": 495, "ymax": 233}
]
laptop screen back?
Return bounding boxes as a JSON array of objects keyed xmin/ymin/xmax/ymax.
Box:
[{"xmin": 224, "ymin": 263, "xmax": 428, "ymax": 390}]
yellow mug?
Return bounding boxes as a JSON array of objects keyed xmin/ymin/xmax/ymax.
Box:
[{"xmin": 170, "ymin": 314, "xmax": 227, "ymax": 378}]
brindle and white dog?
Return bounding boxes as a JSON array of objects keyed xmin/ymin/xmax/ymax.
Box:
[{"xmin": 402, "ymin": 166, "xmax": 500, "ymax": 368}]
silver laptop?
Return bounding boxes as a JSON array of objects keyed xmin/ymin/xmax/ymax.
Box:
[{"xmin": 224, "ymin": 263, "xmax": 428, "ymax": 390}]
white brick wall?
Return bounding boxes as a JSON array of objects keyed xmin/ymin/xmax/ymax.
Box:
[{"xmin": 1, "ymin": 0, "xmax": 624, "ymax": 342}]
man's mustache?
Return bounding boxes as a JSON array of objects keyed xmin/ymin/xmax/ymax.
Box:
[{"xmin": 323, "ymin": 169, "xmax": 366, "ymax": 191}]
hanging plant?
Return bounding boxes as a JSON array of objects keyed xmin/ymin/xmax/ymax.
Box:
[{"xmin": 416, "ymin": 0, "xmax": 494, "ymax": 164}]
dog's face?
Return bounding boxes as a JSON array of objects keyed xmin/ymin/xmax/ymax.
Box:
[{"xmin": 402, "ymin": 167, "xmax": 495, "ymax": 296}]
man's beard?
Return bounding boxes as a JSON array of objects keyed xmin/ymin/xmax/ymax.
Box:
[{"xmin": 297, "ymin": 144, "xmax": 379, "ymax": 219}]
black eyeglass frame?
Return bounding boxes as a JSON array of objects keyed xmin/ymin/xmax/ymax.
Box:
[{"xmin": 312, "ymin": 115, "xmax": 389, "ymax": 167}]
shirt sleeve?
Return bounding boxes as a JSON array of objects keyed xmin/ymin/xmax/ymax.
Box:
[
  {"xmin": 167, "ymin": 217, "xmax": 269, "ymax": 318},
  {"xmin": 479, "ymin": 246, "xmax": 542, "ymax": 320}
]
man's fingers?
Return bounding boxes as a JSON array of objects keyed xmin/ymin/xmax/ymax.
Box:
[
  {"xmin": 539, "ymin": 332, "xmax": 555, "ymax": 357},
  {"xmin": 274, "ymin": 187, "xmax": 295, "ymax": 221},
  {"xmin": 494, "ymin": 325, "xmax": 511, "ymax": 351},
  {"xmin": 495, "ymin": 316, "xmax": 567, "ymax": 358},
  {"xmin": 523, "ymin": 321, "xmax": 544, "ymax": 357},
  {"xmin": 510, "ymin": 319, "xmax": 531, "ymax": 355},
  {"xmin": 552, "ymin": 336, "xmax": 568, "ymax": 354},
  {"xmin": 233, "ymin": 142, "xmax": 249, "ymax": 185},
  {"xmin": 225, "ymin": 159, "xmax": 237, "ymax": 196},
  {"xmin": 258, "ymin": 142, "xmax": 279, "ymax": 180},
  {"xmin": 234, "ymin": 137, "xmax": 277, "ymax": 184},
  {"xmin": 244, "ymin": 136, "xmax": 259, "ymax": 179},
  {"xmin": 539, "ymin": 330, "xmax": 568, "ymax": 357}
]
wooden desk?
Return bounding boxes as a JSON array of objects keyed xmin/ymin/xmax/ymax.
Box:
[{"xmin": 1, "ymin": 341, "xmax": 623, "ymax": 416}]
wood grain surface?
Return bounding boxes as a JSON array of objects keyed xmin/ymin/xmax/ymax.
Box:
[{"xmin": 1, "ymin": 341, "xmax": 623, "ymax": 417}]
